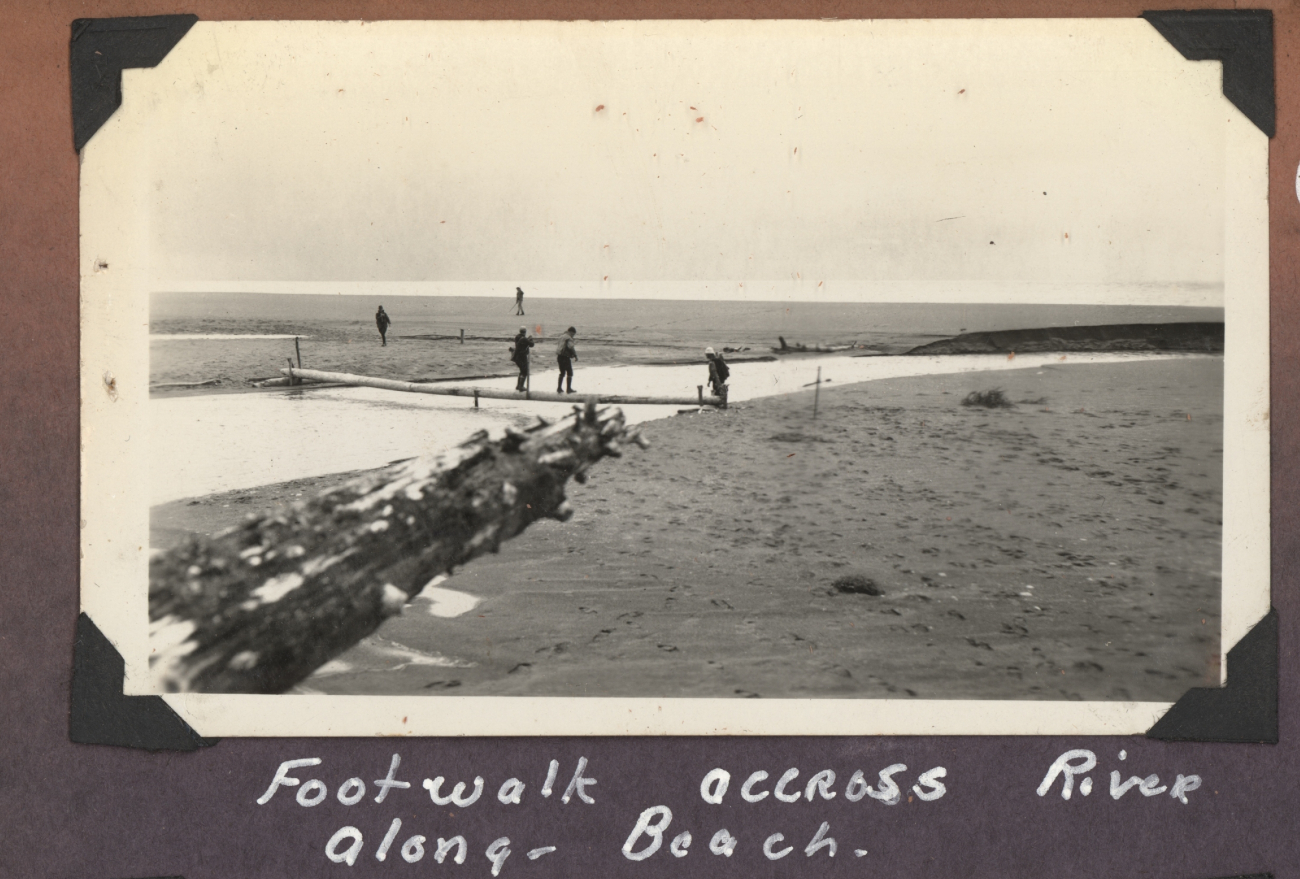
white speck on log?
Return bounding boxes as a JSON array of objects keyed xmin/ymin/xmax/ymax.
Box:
[
  {"xmin": 252, "ymin": 572, "xmax": 305, "ymax": 604},
  {"xmin": 149, "ymin": 615, "xmax": 196, "ymax": 648},
  {"xmin": 228, "ymin": 650, "xmax": 259, "ymax": 670},
  {"xmin": 381, "ymin": 583, "xmax": 407, "ymax": 615},
  {"xmin": 300, "ymin": 549, "xmax": 355, "ymax": 578},
  {"xmin": 538, "ymin": 450, "xmax": 577, "ymax": 468},
  {"xmin": 147, "ymin": 616, "xmax": 200, "ymax": 690},
  {"xmin": 468, "ymin": 524, "xmax": 500, "ymax": 550}
]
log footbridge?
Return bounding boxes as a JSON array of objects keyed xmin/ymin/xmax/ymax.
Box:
[
  {"xmin": 277, "ymin": 366, "xmax": 726, "ymax": 408},
  {"xmin": 150, "ymin": 401, "xmax": 648, "ymax": 693}
]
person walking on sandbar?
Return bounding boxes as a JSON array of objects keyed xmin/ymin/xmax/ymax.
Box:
[
  {"xmin": 375, "ymin": 305, "xmax": 391, "ymax": 346},
  {"xmin": 556, "ymin": 326, "xmax": 578, "ymax": 393},
  {"xmin": 515, "ymin": 287, "xmax": 526, "ymax": 316},
  {"xmin": 511, "ymin": 326, "xmax": 534, "ymax": 392}
]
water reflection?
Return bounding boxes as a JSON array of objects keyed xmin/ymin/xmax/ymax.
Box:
[{"xmin": 151, "ymin": 351, "xmax": 1196, "ymax": 506}]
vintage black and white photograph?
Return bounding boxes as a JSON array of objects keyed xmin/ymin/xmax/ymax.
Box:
[{"xmin": 79, "ymin": 19, "xmax": 1269, "ymax": 735}]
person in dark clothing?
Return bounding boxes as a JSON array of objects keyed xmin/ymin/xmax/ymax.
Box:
[
  {"xmin": 556, "ymin": 326, "xmax": 578, "ymax": 393},
  {"xmin": 375, "ymin": 306, "xmax": 391, "ymax": 346},
  {"xmin": 705, "ymin": 346, "xmax": 730, "ymax": 402},
  {"xmin": 511, "ymin": 326, "xmax": 534, "ymax": 392},
  {"xmin": 515, "ymin": 287, "xmax": 526, "ymax": 316}
]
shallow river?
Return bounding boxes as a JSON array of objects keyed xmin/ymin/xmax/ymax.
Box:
[{"xmin": 149, "ymin": 351, "xmax": 1195, "ymax": 505}]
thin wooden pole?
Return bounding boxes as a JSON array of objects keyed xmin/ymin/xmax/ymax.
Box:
[
  {"xmin": 286, "ymin": 359, "xmax": 299, "ymax": 386},
  {"xmin": 697, "ymin": 385, "xmax": 704, "ymax": 405},
  {"xmin": 460, "ymin": 328, "xmax": 465, "ymax": 344},
  {"xmin": 294, "ymin": 336, "xmax": 302, "ymax": 368},
  {"xmin": 813, "ymin": 366, "xmax": 821, "ymax": 420},
  {"xmin": 278, "ymin": 367, "xmax": 723, "ymax": 406}
]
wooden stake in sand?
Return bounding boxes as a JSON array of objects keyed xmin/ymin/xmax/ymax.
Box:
[
  {"xmin": 813, "ymin": 366, "xmax": 822, "ymax": 420},
  {"xmin": 149, "ymin": 402, "xmax": 648, "ymax": 694}
]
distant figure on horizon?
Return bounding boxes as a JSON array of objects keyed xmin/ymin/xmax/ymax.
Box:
[
  {"xmin": 515, "ymin": 287, "xmax": 526, "ymax": 316},
  {"xmin": 511, "ymin": 326, "xmax": 534, "ymax": 392},
  {"xmin": 556, "ymin": 327, "xmax": 578, "ymax": 394},
  {"xmin": 375, "ymin": 305, "xmax": 391, "ymax": 346},
  {"xmin": 706, "ymin": 346, "xmax": 730, "ymax": 402}
]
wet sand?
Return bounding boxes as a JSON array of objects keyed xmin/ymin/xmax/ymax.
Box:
[{"xmin": 153, "ymin": 357, "xmax": 1222, "ymax": 701}]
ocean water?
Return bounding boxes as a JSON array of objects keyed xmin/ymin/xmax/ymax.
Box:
[
  {"xmin": 148, "ymin": 291, "xmax": 1224, "ymax": 503},
  {"xmin": 152, "ymin": 292, "xmax": 1222, "ymax": 351}
]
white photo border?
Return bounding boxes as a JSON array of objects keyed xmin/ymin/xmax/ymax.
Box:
[{"xmin": 79, "ymin": 19, "xmax": 1269, "ymax": 736}]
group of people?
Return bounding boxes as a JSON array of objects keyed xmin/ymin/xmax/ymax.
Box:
[
  {"xmin": 512, "ymin": 331, "xmax": 729, "ymax": 399},
  {"xmin": 376, "ymin": 297, "xmax": 729, "ymax": 401},
  {"xmin": 511, "ymin": 326, "xmax": 578, "ymax": 393},
  {"xmin": 509, "ymin": 288, "xmax": 578, "ymax": 394}
]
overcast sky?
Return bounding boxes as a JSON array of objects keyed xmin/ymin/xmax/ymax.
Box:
[{"xmin": 123, "ymin": 20, "xmax": 1230, "ymax": 304}]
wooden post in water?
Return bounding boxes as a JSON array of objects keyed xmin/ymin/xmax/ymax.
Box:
[
  {"xmin": 460, "ymin": 329, "xmax": 464, "ymax": 344},
  {"xmin": 294, "ymin": 336, "xmax": 302, "ymax": 368},
  {"xmin": 148, "ymin": 402, "xmax": 648, "ymax": 693},
  {"xmin": 813, "ymin": 366, "xmax": 822, "ymax": 420}
]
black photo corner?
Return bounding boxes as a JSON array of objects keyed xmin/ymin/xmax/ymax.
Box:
[
  {"xmin": 71, "ymin": 613, "xmax": 216, "ymax": 750},
  {"xmin": 67, "ymin": 11, "xmax": 1276, "ymax": 750}
]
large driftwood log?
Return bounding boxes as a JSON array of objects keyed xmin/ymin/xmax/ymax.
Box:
[{"xmin": 149, "ymin": 402, "xmax": 647, "ymax": 694}]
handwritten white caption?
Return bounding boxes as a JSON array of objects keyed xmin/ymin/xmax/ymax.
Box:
[
  {"xmin": 1037, "ymin": 749, "xmax": 1202, "ymax": 803},
  {"xmin": 256, "ymin": 749, "xmax": 1200, "ymax": 871},
  {"xmin": 256, "ymin": 755, "xmax": 946, "ymax": 869},
  {"xmin": 622, "ymin": 763, "xmax": 948, "ymax": 863},
  {"xmin": 256, "ymin": 754, "xmax": 595, "ymax": 874}
]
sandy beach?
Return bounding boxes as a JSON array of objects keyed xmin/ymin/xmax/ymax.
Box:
[{"xmin": 152, "ymin": 356, "xmax": 1222, "ymax": 702}]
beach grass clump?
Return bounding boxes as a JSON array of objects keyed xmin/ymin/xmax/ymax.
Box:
[
  {"xmin": 961, "ymin": 389, "xmax": 1014, "ymax": 409},
  {"xmin": 832, "ymin": 574, "xmax": 883, "ymax": 596}
]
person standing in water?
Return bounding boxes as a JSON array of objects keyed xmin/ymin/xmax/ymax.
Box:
[
  {"xmin": 511, "ymin": 326, "xmax": 534, "ymax": 392},
  {"xmin": 375, "ymin": 305, "xmax": 391, "ymax": 346},
  {"xmin": 515, "ymin": 287, "xmax": 526, "ymax": 316},
  {"xmin": 556, "ymin": 326, "xmax": 578, "ymax": 393}
]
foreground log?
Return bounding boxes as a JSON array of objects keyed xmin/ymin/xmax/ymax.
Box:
[
  {"xmin": 278, "ymin": 367, "xmax": 725, "ymax": 407},
  {"xmin": 149, "ymin": 402, "xmax": 647, "ymax": 694}
]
